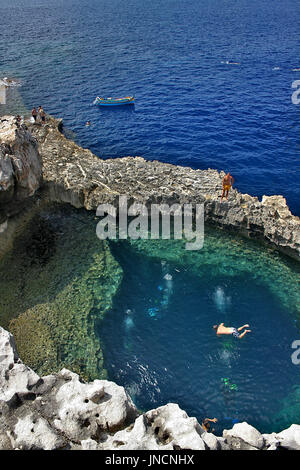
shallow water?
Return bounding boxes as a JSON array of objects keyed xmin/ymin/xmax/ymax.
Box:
[
  {"xmin": 0, "ymin": 204, "xmax": 122, "ymax": 380},
  {"xmin": 0, "ymin": 0, "xmax": 300, "ymax": 214},
  {"xmin": 100, "ymin": 230, "xmax": 300, "ymax": 435}
]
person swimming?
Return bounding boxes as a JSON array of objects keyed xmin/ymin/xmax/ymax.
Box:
[{"xmin": 213, "ymin": 323, "xmax": 251, "ymax": 339}]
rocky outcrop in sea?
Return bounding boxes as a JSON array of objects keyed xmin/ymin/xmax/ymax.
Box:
[{"xmin": 1, "ymin": 326, "xmax": 300, "ymax": 450}]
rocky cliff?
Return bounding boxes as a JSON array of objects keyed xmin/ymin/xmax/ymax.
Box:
[
  {"xmin": 0, "ymin": 115, "xmax": 299, "ymax": 260},
  {"xmin": 27, "ymin": 117, "xmax": 300, "ymax": 260},
  {"xmin": 0, "ymin": 326, "xmax": 299, "ymax": 451},
  {"xmin": 0, "ymin": 116, "xmax": 300, "ymax": 451},
  {"xmin": 0, "ymin": 116, "xmax": 42, "ymax": 222}
]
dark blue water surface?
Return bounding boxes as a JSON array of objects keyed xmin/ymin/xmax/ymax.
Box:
[{"xmin": 0, "ymin": 0, "xmax": 300, "ymax": 214}]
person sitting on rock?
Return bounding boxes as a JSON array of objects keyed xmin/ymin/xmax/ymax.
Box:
[
  {"xmin": 220, "ymin": 172, "xmax": 234, "ymax": 202},
  {"xmin": 213, "ymin": 323, "xmax": 251, "ymax": 339},
  {"xmin": 201, "ymin": 417, "xmax": 218, "ymax": 433}
]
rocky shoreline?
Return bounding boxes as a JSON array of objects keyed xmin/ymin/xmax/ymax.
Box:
[
  {"xmin": 1, "ymin": 114, "xmax": 299, "ymax": 260},
  {"xmin": 0, "ymin": 115, "xmax": 300, "ymax": 450},
  {"xmin": 1, "ymin": 326, "xmax": 300, "ymax": 450}
]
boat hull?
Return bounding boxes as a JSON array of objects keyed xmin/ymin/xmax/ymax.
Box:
[{"xmin": 94, "ymin": 96, "xmax": 135, "ymax": 106}]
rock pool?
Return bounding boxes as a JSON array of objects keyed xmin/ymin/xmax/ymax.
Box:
[
  {"xmin": 101, "ymin": 229, "xmax": 300, "ymax": 435},
  {"xmin": 0, "ymin": 204, "xmax": 299, "ymax": 434}
]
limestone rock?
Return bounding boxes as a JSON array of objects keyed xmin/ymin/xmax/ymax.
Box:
[
  {"xmin": 0, "ymin": 327, "xmax": 137, "ymax": 449},
  {"xmin": 25, "ymin": 116, "xmax": 300, "ymax": 261},
  {"xmin": 0, "ymin": 327, "xmax": 41, "ymax": 402},
  {"xmin": 201, "ymin": 431, "xmax": 221, "ymax": 450},
  {"xmin": 0, "ymin": 115, "xmax": 42, "ymax": 222},
  {"xmin": 80, "ymin": 438, "xmax": 100, "ymax": 450},
  {"xmin": 13, "ymin": 413, "xmax": 65, "ymax": 450},
  {"xmin": 0, "ymin": 327, "xmax": 300, "ymax": 450},
  {"xmin": 102, "ymin": 403, "xmax": 206, "ymax": 450},
  {"xmin": 223, "ymin": 422, "xmax": 265, "ymax": 450},
  {"xmin": 276, "ymin": 424, "xmax": 300, "ymax": 450},
  {"xmin": 52, "ymin": 369, "xmax": 138, "ymax": 441}
]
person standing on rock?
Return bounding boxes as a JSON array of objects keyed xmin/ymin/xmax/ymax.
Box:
[
  {"xmin": 31, "ymin": 107, "xmax": 38, "ymax": 123},
  {"xmin": 38, "ymin": 106, "xmax": 46, "ymax": 125},
  {"xmin": 220, "ymin": 172, "xmax": 234, "ymax": 202}
]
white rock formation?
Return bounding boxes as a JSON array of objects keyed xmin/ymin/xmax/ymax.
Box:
[
  {"xmin": 1, "ymin": 317, "xmax": 300, "ymax": 451},
  {"xmin": 223, "ymin": 422, "xmax": 265, "ymax": 450}
]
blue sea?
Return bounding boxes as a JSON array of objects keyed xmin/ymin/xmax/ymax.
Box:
[{"xmin": 0, "ymin": 0, "xmax": 300, "ymax": 214}]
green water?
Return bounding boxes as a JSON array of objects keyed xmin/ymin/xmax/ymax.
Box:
[{"xmin": 0, "ymin": 203, "xmax": 122, "ymax": 380}]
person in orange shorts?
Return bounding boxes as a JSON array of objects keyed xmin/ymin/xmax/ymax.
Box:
[{"xmin": 221, "ymin": 172, "xmax": 234, "ymax": 201}]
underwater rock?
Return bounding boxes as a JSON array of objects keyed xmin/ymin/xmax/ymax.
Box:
[{"xmin": 0, "ymin": 205, "xmax": 123, "ymax": 381}]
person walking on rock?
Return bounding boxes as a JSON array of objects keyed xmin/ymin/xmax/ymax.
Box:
[{"xmin": 221, "ymin": 172, "xmax": 234, "ymax": 201}]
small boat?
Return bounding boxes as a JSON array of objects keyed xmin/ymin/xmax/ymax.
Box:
[{"xmin": 93, "ymin": 96, "xmax": 135, "ymax": 106}]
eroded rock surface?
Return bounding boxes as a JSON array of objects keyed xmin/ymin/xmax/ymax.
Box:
[
  {"xmin": 0, "ymin": 116, "xmax": 42, "ymax": 220},
  {"xmin": 1, "ymin": 115, "xmax": 299, "ymax": 259},
  {"xmin": 0, "ymin": 327, "xmax": 137, "ymax": 450},
  {"xmin": 1, "ymin": 326, "xmax": 300, "ymax": 451},
  {"xmin": 26, "ymin": 117, "xmax": 299, "ymax": 260}
]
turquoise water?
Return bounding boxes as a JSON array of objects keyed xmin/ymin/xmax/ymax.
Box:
[
  {"xmin": 99, "ymin": 230, "xmax": 300, "ymax": 435},
  {"xmin": 0, "ymin": 0, "xmax": 300, "ymax": 214}
]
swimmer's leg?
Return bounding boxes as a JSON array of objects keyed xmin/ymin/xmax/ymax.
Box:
[
  {"xmin": 237, "ymin": 324, "xmax": 250, "ymax": 331},
  {"xmin": 238, "ymin": 329, "xmax": 251, "ymax": 339}
]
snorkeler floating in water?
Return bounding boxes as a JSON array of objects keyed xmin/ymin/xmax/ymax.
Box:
[{"xmin": 213, "ymin": 323, "xmax": 251, "ymax": 339}]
